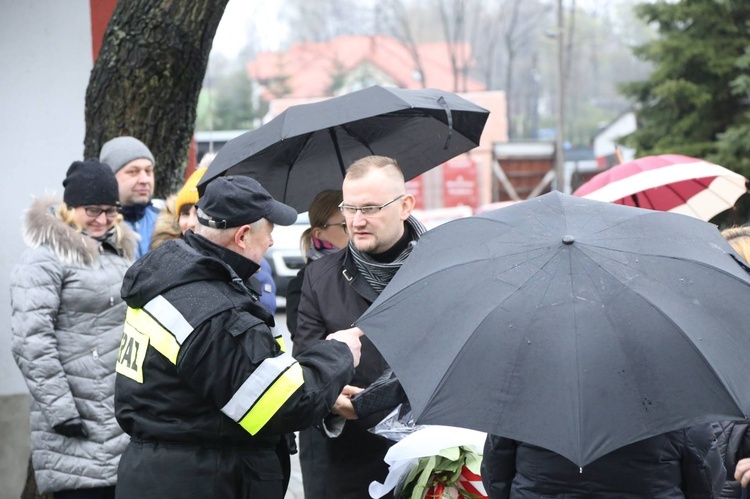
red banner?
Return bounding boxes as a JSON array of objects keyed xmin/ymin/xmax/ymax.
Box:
[
  {"xmin": 406, "ymin": 175, "xmax": 425, "ymax": 210},
  {"xmin": 442, "ymin": 158, "xmax": 478, "ymax": 208}
]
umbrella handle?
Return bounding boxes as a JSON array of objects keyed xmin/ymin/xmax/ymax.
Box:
[{"xmin": 437, "ymin": 96, "xmax": 453, "ymax": 150}]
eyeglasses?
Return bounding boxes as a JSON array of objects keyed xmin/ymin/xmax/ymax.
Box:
[
  {"xmin": 321, "ymin": 220, "xmax": 348, "ymax": 233},
  {"xmin": 84, "ymin": 206, "xmax": 120, "ymax": 219},
  {"xmin": 339, "ymin": 195, "xmax": 405, "ymax": 217}
]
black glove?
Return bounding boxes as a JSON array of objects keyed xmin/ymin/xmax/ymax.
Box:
[
  {"xmin": 284, "ymin": 432, "xmax": 298, "ymax": 455},
  {"xmin": 53, "ymin": 417, "xmax": 88, "ymax": 439},
  {"xmin": 351, "ymin": 369, "xmax": 407, "ymax": 420}
]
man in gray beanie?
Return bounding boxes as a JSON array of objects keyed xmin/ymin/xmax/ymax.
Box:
[{"xmin": 100, "ymin": 136, "xmax": 159, "ymax": 258}]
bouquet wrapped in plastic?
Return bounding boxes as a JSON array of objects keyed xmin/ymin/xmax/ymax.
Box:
[
  {"xmin": 368, "ymin": 402, "xmax": 423, "ymax": 442},
  {"xmin": 354, "ymin": 371, "xmax": 488, "ymax": 498},
  {"xmin": 368, "ymin": 424, "xmax": 488, "ymax": 499}
]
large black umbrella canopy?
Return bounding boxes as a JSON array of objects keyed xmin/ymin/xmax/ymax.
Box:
[
  {"xmin": 197, "ymin": 85, "xmax": 489, "ymax": 212},
  {"xmin": 356, "ymin": 191, "xmax": 750, "ymax": 467}
]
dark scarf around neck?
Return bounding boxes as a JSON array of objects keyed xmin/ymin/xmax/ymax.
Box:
[
  {"xmin": 349, "ymin": 215, "xmax": 426, "ymax": 294},
  {"xmin": 121, "ymin": 202, "xmax": 151, "ymax": 223}
]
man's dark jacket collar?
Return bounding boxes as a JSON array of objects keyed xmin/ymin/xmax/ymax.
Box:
[
  {"xmin": 121, "ymin": 230, "xmax": 260, "ymax": 309},
  {"xmin": 185, "ymin": 230, "xmax": 259, "ymax": 281}
]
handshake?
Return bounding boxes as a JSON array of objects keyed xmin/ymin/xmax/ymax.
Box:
[
  {"xmin": 325, "ymin": 327, "xmax": 366, "ymax": 420},
  {"xmin": 326, "ymin": 326, "xmax": 363, "ymax": 367}
]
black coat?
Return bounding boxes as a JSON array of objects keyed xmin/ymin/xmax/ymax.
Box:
[
  {"xmin": 285, "ymin": 265, "xmax": 305, "ymax": 340},
  {"xmin": 714, "ymin": 420, "xmax": 750, "ymax": 498},
  {"xmin": 297, "ymin": 248, "xmax": 393, "ymax": 499},
  {"xmin": 482, "ymin": 425, "xmax": 725, "ymax": 499},
  {"xmin": 297, "ymin": 249, "xmax": 390, "ymax": 402}
]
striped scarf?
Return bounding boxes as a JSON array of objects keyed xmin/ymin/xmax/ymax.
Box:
[{"xmin": 349, "ymin": 215, "xmax": 426, "ymax": 294}]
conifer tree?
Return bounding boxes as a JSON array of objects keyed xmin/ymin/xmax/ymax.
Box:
[{"xmin": 622, "ymin": 0, "xmax": 750, "ymax": 163}]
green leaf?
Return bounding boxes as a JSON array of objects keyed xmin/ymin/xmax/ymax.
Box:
[
  {"xmin": 398, "ymin": 445, "xmax": 487, "ymax": 498},
  {"xmin": 465, "ymin": 451, "xmax": 483, "ymax": 475},
  {"xmin": 438, "ymin": 446, "xmax": 461, "ymax": 461},
  {"xmin": 407, "ymin": 455, "xmax": 438, "ymax": 499}
]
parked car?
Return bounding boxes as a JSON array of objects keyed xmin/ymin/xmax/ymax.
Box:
[{"xmin": 267, "ymin": 212, "xmax": 309, "ymax": 309}]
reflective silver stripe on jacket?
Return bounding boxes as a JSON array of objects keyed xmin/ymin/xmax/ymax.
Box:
[
  {"xmin": 143, "ymin": 294, "xmax": 193, "ymax": 344},
  {"xmin": 221, "ymin": 353, "xmax": 297, "ymax": 421}
]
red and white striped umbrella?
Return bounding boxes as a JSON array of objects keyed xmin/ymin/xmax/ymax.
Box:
[{"xmin": 573, "ymin": 154, "xmax": 748, "ymax": 221}]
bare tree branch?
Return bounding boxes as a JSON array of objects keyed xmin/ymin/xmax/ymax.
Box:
[{"xmin": 380, "ymin": 0, "xmax": 428, "ymax": 88}]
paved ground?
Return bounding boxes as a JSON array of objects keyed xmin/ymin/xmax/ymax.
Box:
[
  {"xmin": 286, "ymin": 447, "xmax": 304, "ymax": 499},
  {"xmin": 0, "ymin": 393, "xmax": 30, "ymax": 499},
  {"xmin": 276, "ymin": 312, "xmax": 305, "ymax": 498}
]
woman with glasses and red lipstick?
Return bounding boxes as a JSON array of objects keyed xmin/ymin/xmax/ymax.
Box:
[
  {"xmin": 285, "ymin": 189, "xmax": 349, "ymax": 499},
  {"xmin": 11, "ymin": 159, "xmax": 136, "ymax": 498},
  {"xmin": 286, "ymin": 189, "xmax": 348, "ymax": 343}
]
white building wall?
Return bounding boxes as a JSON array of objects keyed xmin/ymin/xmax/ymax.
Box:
[
  {"xmin": 0, "ymin": 2, "xmax": 93, "ymax": 495},
  {"xmin": 593, "ymin": 112, "xmax": 637, "ymax": 163},
  {"xmin": 0, "ymin": 0, "xmax": 93, "ymax": 395}
]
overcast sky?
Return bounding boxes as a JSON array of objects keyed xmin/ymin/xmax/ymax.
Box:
[
  {"xmin": 211, "ymin": 0, "xmax": 287, "ymax": 57},
  {"xmin": 210, "ymin": 0, "xmax": 637, "ymax": 58}
]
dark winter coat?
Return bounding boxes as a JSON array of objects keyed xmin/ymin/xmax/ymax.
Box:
[
  {"xmin": 10, "ymin": 197, "xmax": 136, "ymax": 493},
  {"xmin": 114, "ymin": 231, "xmax": 354, "ymax": 499},
  {"xmin": 297, "ymin": 248, "xmax": 394, "ymax": 499},
  {"xmin": 285, "ymin": 265, "xmax": 306, "ymax": 338},
  {"xmin": 714, "ymin": 420, "xmax": 750, "ymax": 498},
  {"xmin": 482, "ymin": 425, "xmax": 725, "ymax": 499}
]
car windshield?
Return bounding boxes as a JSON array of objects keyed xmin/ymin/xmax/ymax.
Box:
[{"xmin": 295, "ymin": 212, "xmax": 310, "ymax": 225}]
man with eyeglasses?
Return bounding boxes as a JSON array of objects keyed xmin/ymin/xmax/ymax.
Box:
[
  {"xmin": 100, "ymin": 136, "xmax": 159, "ymax": 259},
  {"xmin": 296, "ymin": 155, "xmax": 426, "ymax": 499}
]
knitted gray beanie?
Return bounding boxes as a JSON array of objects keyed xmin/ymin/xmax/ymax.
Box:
[{"xmin": 99, "ymin": 136, "xmax": 155, "ymax": 173}]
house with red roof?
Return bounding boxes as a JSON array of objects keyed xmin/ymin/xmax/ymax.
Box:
[
  {"xmin": 246, "ymin": 34, "xmax": 510, "ymax": 212},
  {"xmin": 247, "ymin": 34, "xmax": 486, "ymax": 100}
]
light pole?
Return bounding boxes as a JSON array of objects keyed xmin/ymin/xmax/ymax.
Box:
[{"xmin": 555, "ymin": 0, "xmax": 566, "ymax": 192}]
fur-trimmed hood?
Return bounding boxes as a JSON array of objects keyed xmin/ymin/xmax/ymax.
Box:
[
  {"xmin": 150, "ymin": 194, "xmax": 181, "ymax": 251},
  {"xmin": 23, "ymin": 196, "xmax": 137, "ymax": 265}
]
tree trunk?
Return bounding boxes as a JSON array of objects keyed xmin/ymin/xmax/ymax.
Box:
[
  {"xmin": 84, "ymin": 0, "xmax": 229, "ymax": 198},
  {"xmin": 21, "ymin": 458, "xmax": 52, "ymax": 499},
  {"xmin": 438, "ymin": 0, "xmax": 462, "ymax": 92},
  {"xmin": 394, "ymin": 1, "xmax": 428, "ymax": 89},
  {"xmin": 503, "ymin": 0, "xmax": 522, "ymax": 139},
  {"xmin": 505, "ymin": 47, "xmax": 515, "ymax": 138}
]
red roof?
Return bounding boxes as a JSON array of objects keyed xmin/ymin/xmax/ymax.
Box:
[{"xmin": 248, "ymin": 35, "xmax": 486, "ymax": 99}]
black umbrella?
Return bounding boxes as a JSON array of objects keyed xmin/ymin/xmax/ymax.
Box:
[
  {"xmin": 356, "ymin": 191, "xmax": 750, "ymax": 467},
  {"xmin": 197, "ymin": 85, "xmax": 489, "ymax": 212}
]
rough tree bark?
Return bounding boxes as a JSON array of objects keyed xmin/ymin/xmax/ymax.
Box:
[
  {"xmin": 84, "ymin": 0, "xmax": 229, "ymax": 198},
  {"xmin": 22, "ymin": 458, "xmax": 51, "ymax": 499}
]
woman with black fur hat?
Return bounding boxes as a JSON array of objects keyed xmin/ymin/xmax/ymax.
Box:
[{"xmin": 10, "ymin": 159, "xmax": 136, "ymax": 498}]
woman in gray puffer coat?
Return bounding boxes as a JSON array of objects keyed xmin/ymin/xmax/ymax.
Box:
[{"xmin": 11, "ymin": 159, "xmax": 136, "ymax": 498}]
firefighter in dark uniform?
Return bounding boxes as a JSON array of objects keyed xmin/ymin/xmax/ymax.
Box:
[{"xmin": 114, "ymin": 176, "xmax": 363, "ymax": 499}]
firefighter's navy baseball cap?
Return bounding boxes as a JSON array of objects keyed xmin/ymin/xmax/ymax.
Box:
[{"xmin": 196, "ymin": 176, "xmax": 297, "ymax": 229}]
